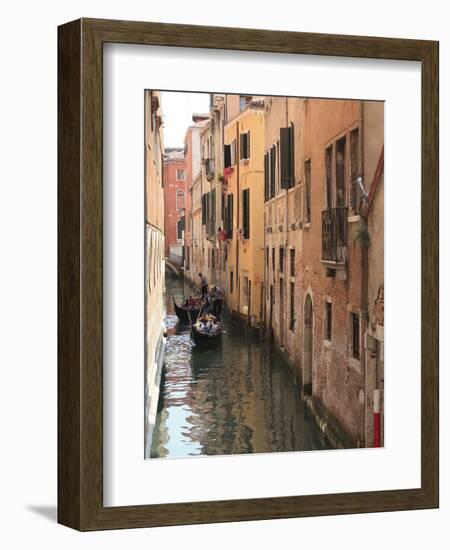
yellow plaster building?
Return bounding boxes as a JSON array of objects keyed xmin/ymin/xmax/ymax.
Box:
[{"xmin": 223, "ymin": 99, "xmax": 265, "ymax": 328}]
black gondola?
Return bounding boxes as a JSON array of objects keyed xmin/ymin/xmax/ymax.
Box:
[
  {"xmin": 190, "ymin": 321, "xmax": 222, "ymax": 346},
  {"xmin": 172, "ymin": 295, "xmax": 201, "ymax": 323}
]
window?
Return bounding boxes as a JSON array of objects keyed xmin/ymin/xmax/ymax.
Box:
[
  {"xmin": 242, "ymin": 189, "xmax": 250, "ymax": 239},
  {"xmin": 290, "ymin": 282, "xmax": 295, "ymax": 331},
  {"xmin": 176, "ymin": 169, "xmax": 185, "ymax": 181},
  {"xmin": 240, "ymin": 131, "xmax": 250, "ymax": 160},
  {"xmin": 325, "ymin": 146, "xmax": 333, "ymax": 208},
  {"xmin": 176, "ymin": 216, "xmax": 185, "ymax": 240},
  {"xmin": 325, "ymin": 302, "xmax": 332, "ymax": 341},
  {"xmin": 230, "ymin": 138, "xmax": 237, "ymax": 166},
  {"xmin": 224, "ymin": 193, "xmax": 234, "ymax": 239},
  {"xmin": 272, "ymin": 247, "xmax": 275, "ymax": 273},
  {"xmin": 290, "ymin": 248, "xmax": 295, "ymax": 277},
  {"xmin": 304, "ymin": 159, "xmax": 311, "ymax": 223},
  {"xmin": 201, "ymin": 194, "xmax": 207, "ymax": 225},
  {"xmin": 350, "ymin": 128, "xmax": 360, "ymax": 212},
  {"xmin": 351, "ymin": 312, "xmax": 360, "ymax": 359},
  {"xmin": 176, "ymin": 190, "xmax": 185, "ymax": 210},
  {"xmin": 224, "ymin": 144, "xmax": 231, "ymax": 168},
  {"xmin": 240, "ymin": 95, "xmax": 252, "ymax": 110},
  {"xmin": 279, "ymin": 247, "xmax": 284, "ymax": 273},
  {"xmin": 270, "ymin": 145, "xmax": 276, "ymax": 198},
  {"xmin": 230, "ymin": 271, "xmax": 234, "ymax": 293},
  {"xmin": 264, "ymin": 152, "xmax": 270, "ymax": 202},
  {"xmin": 266, "ymin": 247, "xmax": 269, "ymax": 270},
  {"xmin": 280, "ymin": 124, "xmax": 295, "ymax": 189},
  {"xmin": 224, "ymin": 139, "xmax": 237, "ymax": 168},
  {"xmin": 243, "ymin": 276, "xmax": 249, "ymax": 308},
  {"xmin": 211, "ymin": 249, "xmax": 215, "ymax": 270},
  {"xmin": 336, "ymin": 136, "xmax": 346, "ymax": 207}
]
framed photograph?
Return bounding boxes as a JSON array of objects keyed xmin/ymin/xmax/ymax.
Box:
[{"xmin": 58, "ymin": 18, "xmax": 439, "ymax": 530}]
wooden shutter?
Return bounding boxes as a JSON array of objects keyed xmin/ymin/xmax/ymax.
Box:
[
  {"xmin": 289, "ymin": 124, "xmax": 295, "ymax": 188},
  {"xmin": 230, "ymin": 139, "xmax": 236, "ymax": 166},
  {"xmin": 243, "ymin": 189, "xmax": 250, "ymax": 239},
  {"xmin": 280, "ymin": 126, "xmax": 293, "ymax": 189},
  {"xmin": 229, "ymin": 193, "xmax": 234, "ymax": 239},
  {"xmin": 224, "ymin": 144, "xmax": 231, "ymax": 168},
  {"xmin": 202, "ymin": 194, "xmax": 207, "ymax": 225},
  {"xmin": 270, "ymin": 145, "xmax": 276, "ymax": 198},
  {"xmin": 246, "ymin": 131, "xmax": 250, "ymax": 159},
  {"xmin": 211, "ymin": 188, "xmax": 216, "ymax": 223},
  {"xmin": 264, "ymin": 152, "xmax": 269, "ymax": 202}
]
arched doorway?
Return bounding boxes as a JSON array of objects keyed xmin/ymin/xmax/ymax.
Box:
[{"xmin": 303, "ymin": 294, "xmax": 313, "ymax": 396}]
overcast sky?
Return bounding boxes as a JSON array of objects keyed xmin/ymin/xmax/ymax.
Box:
[{"xmin": 160, "ymin": 91, "xmax": 210, "ymax": 149}]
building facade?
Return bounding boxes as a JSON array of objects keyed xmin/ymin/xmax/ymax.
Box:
[
  {"xmin": 183, "ymin": 114, "xmax": 208, "ymax": 286},
  {"xmin": 144, "ymin": 90, "xmax": 166, "ymax": 457},
  {"xmin": 263, "ymin": 96, "xmax": 305, "ymax": 366},
  {"xmin": 262, "ymin": 97, "xmax": 384, "ymax": 447},
  {"xmin": 223, "ymin": 97, "xmax": 265, "ymax": 328},
  {"xmin": 163, "ymin": 148, "xmax": 186, "ymax": 267}
]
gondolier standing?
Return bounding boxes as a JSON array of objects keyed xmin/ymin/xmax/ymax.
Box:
[
  {"xmin": 212, "ymin": 285, "xmax": 224, "ymax": 320},
  {"xmin": 199, "ymin": 272, "xmax": 208, "ymax": 298}
]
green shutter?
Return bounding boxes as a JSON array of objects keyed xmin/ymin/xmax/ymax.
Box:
[
  {"xmin": 224, "ymin": 144, "xmax": 231, "ymax": 168},
  {"xmin": 270, "ymin": 145, "xmax": 276, "ymax": 198},
  {"xmin": 264, "ymin": 152, "xmax": 269, "ymax": 202},
  {"xmin": 280, "ymin": 126, "xmax": 292, "ymax": 189}
]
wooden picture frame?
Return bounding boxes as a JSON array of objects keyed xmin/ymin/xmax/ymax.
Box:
[{"xmin": 58, "ymin": 18, "xmax": 439, "ymax": 531}]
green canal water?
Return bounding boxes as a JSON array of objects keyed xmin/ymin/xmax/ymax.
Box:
[{"xmin": 150, "ymin": 276, "xmax": 329, "ymax": 459}]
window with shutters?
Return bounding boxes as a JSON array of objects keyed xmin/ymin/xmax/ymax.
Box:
[
  {"xmin": 336, "ymin": 136, "xmax": 346, "ymax": 207},
  {"xmin": 280, "ymin": 124, "xmax": 295, "ymax": 189},
  {"xmin": 230, "ymin": 139, "xmax": 237, "ymax": 166},
  {"xmin": 276, "ymin": 141, "xmax": 280, "ymax": 193},
  {"xmin": 290, "ymin": 282, "xmax": 295, "ymax": 331},
  {"xmin": 279, "ymin": 247, "xmax": 284, "ymax": 273},
  {"xmin": 350, "ymin": 128, "xmax": 360, "ymax": 212},
  {"xmin": 224, "ymin": 193, "xmax": 234, "ymax": 239},
  {"xmin": 201, "ymin": 194, "xmax": 207, "ymax": 225},
  {"xmin": 325, "ymin": 146, "xmax": 333, "ymax": 208},
  {"xmin": 325, "ymin": 301, "xmax": 332, "ymax": 342},
  {"xmin": 264, "ymin": 152, "xmax": 269, "ymax": 202},
  {"xmin": 240, "ymin": 132, "xmax": 250, "ymax": 160},
  {"xmin": 270, "ymin": 145, "xmax": 276, "ymax": 199},
  {"xmin": 351, "ymin": 312, "xmax": 360, "ymax": 359},
  {"xmin": 230, "ymin": 271, "xmax": 234, "ymax": 293},
  {"xmin": 290, "ymin": 248, "xmax": 295, "ymax": 277},
  {"xmin": 224, "ymin": 144, "xmax": 231, "ymax": 168},
  {"xmin": 272, "ymin": 247, "xmax": 275, "ymax": 273},
  {"xmin": 304, "ymin": 159, "xmax": 311, "ymax": 223},
  {"xmin": 242, "ymin": 189, "xmax": 250, "ymax": 239}
]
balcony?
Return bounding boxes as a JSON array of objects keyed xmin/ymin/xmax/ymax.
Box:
[{"xmin": 322, "ymin": 206, "xmax": 348, "ymax": 265}]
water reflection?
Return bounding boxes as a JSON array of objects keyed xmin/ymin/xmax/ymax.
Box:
[{"xmin": 151, "ymin": 276, "xmax": 328, "ymax": 458}]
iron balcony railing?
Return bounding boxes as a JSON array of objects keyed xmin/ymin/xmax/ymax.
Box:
[{"xmin": 322, "ymin": 206, "xmax": 348, "ymax": 263}]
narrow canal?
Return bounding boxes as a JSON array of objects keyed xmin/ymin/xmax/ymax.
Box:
[{"xmin": 151, "ymin": 276, "xmax": 329, "ymax": 459}]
